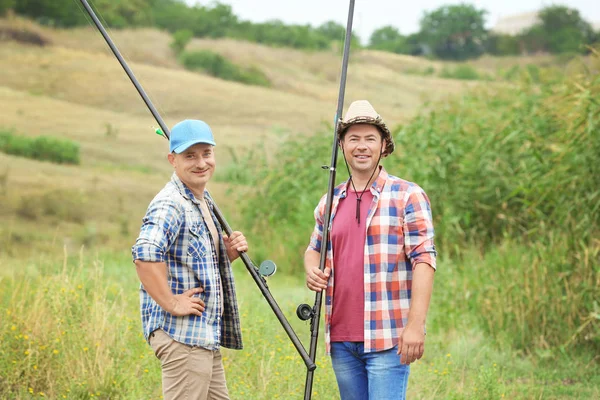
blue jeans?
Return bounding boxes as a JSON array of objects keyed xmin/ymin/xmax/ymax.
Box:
[{"xmin": 331, "ymin": 342, "xmax": 410, "ymax": 400}]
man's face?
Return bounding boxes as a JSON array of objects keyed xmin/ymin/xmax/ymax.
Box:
[
  {"xmin": 168, "ymin": 143, "xmax": 216, "ymax": 194},
  {"xmin": 340, "ymin": 124, "xmax": 385, "ymax": 176}
]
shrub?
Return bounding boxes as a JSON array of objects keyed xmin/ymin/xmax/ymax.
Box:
[
  {"xmin": 439, "ymin": 64, "xmax": 481, "ymax": 80},
  {"xmin": 179, "ymin": 50, "xmax": 270, "ymax": 87},
  {"xmin": 170, "ymin": 29, "xmax": 193, "ymax": 55},
  {"xmin": 0, "ymin": 130, "xmax": 80, "ymax": 164}
]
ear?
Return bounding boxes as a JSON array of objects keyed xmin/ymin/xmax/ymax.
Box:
[{"xmin": 168, "ymin": 153, "xmax": 176, "ymax": 167}]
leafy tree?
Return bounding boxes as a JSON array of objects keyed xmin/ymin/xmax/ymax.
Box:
[
  {"xmin": 316, "ymin": 20, "xmax": 361, "ymax": 47},
  {"xmin": 537, "ymin": 5, "xmax": 595, "ymax": 53},
  {"xmin": 369, "ymin": 25, "xmax": 410, "ymax": 54},
  {"xmin": 485, "ymin": 33, "xmax": 521, "ymax": 55},
  {"xmin": 419, "ymin": 4, "xmax": 488, "ymax": 60},
  {"xmin": 14, "ymin": 0, "xmax": 152, "ymax": 27},
  {"xmin": 0, "ymin": 0, "xmax": 15, "ymax": 16},
  {"xmin": 14, "ymin": 0, "xmax": 86, "ymax": 27}
]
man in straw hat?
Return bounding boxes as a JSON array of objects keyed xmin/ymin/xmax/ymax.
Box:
[
  {"xmin": 132, "ymin": 119, "xmax": 248, "ymax": 400},
  {"xmin": 304, "ymin": 101, "xmax": 437, "ymax": 399}
]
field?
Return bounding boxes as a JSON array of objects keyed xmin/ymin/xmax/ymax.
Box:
[{"xmin": 1, "ymin": 16, "xmax": 598, "ymax": 399}]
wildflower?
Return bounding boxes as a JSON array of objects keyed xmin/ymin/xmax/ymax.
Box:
[
  {"xmin": 446, "ymin": 353, "xmax": 451, "ymax": 357},
  {"xmin": 144, "ymin": 369, "xmax": 149, "ymax": 373},
  {"xmin": 24, "ymin": 350, "xmax": 30, "ymax": 355},
  {"xmin": 83, "ymin": 347, "xmax": 89, "ymax": 352},
  {"xmin": 53, "ymin": 350, "xmax": 59, "ymax": 355},
  {"xmin": 10, "ymin": 325, "xmax": 16, "ymax": 331},
  {"xmin": 29, "ymin": 388, "xmax": 33, "ymax": 393}
]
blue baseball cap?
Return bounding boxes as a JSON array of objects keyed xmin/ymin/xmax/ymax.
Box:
[{"xmin": 169, "ymin": 119, "xmax": 216, "ymax": 153}]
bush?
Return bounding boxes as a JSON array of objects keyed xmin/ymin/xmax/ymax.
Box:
[
  {"xmin": 439, "ymin": 64, "xmax": 481, "ymax": 80},
  {"xmin": 179, "ymin": 50, "xmax": 270, "ymax": 87},
  {"xmin": 0, "ymin": 130, "xmax": 80, "ymax": 164},
  {"xmin": 170, "ymin": 29, "xmax": 193, "ymax": 55}
]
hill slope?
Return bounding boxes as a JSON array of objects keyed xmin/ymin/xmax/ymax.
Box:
[{"xmin": 0, "ymin": 17, "xmax": 472, "ymax": 255}]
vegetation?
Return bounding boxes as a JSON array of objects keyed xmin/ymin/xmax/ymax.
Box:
[
  {"xmin": 169, "ymin": 28, "xmax": 193, "ymax": 55},
  {"xmin": 220, "ymin": 55, "xmax": 600, "ymax": 355},
  {"xmin": 4, "ymin": 1, "xmax": 598, "ymax": 58},
  {"xmin": 1, "ymin": 250, "xmax": 598, "ymax": 399},
  {"xmin": 0, "ymin": 10, "xmax": 598, "ymax": 400},
  {"xmin": 180, "ymin": 50, "xmax": 271, "ymax": 87},
  {"xmin": 420, "ymin": 4, "xmax": 488, "ymax": 60},
  {"xmin": 0, "ymin": 130, "xmax": 80, "ymax": 164}
]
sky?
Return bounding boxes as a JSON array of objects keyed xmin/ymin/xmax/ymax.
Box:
[{"xmin": 187, "ymin": 0, "xmax": 600, "ymax": 42}]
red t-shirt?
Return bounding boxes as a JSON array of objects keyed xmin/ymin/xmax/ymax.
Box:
[{"xmin": 329, "ymin": 188, "xmax": 373, "ymax": 342}]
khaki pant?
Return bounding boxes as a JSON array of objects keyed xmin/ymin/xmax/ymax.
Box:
[{"xmin": 149, "ymin": 329, "xmax": 229, "ymax": 400}]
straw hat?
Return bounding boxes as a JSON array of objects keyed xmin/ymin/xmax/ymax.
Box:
[{"xmin": 336, "ymin": 100, "xmax": 395, "ymax": 156}]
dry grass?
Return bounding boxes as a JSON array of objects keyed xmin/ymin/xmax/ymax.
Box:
[{"xmin": 0, "ymin": 17, "xmax": 503, "ymax": 254}]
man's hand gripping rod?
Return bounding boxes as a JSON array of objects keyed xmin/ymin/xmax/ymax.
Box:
[{"xmin": 77, "ymin": 0, "xmax": 315, "ymax": 372}]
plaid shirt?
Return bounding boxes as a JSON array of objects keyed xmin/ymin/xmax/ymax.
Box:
[
  {"xmin": 132, "ymin": 173, "xmax": 243, "ymax": 350},
  {"xmin": 308, "ymin": 167, "xmax": 436, "ymax": 354}
]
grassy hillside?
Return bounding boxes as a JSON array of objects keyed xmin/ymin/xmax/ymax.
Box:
[{"xmin": 0, "ymin": 16, "xmax": 477, "ymax": 255}]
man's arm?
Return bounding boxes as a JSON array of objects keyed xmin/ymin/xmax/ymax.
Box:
[
  {"xmin": 398, "ymin": 186, "xmax": 437, "ymax": 364},
  {"xmin": 135, "ymin": 260, "xmax": 205, "ymax": 317},
  {"xmin": 398, "ymin": 262, "xmax": 434, "ymax": 364}
]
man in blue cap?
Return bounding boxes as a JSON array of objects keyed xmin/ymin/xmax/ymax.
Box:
[{"xmin": 132, "ymin": 119, "xmax": 248, "ymax": 400}]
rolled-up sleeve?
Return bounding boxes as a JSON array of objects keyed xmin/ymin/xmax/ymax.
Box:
[
  {"xmin": 403, "ymin": 187, "xmax": 437, "ymax": 270},
  {"xmin": 132, "ymin": 197, "xmax": 183, "ymax": 263},
  {"xmin": 307, "ymin": 197, "xmax": 326, "ymax": 253}
]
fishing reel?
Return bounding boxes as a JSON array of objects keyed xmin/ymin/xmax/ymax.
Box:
[
  {"xmin": 257, "ymin": 260, "xmax": 277, "ymax": 277},
  {"xmin": 296, "ymin": 303, "xmax": 314, "ymax": 321}
]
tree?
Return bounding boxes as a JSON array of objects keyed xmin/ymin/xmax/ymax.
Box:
[
  {"xmin": 537, "ymin": 5, "xmax": 595, "ymax": 53},
  {"xmin": 316, "ymin": 20, "xmax": 361, "ymax": 48},
  {"xmin": 419, "ymin": 4, "xmax": 488, "ymax": 60},
  {"xmin": 485, "ymin": 33, "xmax": 521, "ymax": 55},
  {"xmin": 0, "ymin": 0, "xmax": 15, "ymax": 16},
  {"xmin": 369, "ymin": 26, "xmax": 409, "ymax": 54}
]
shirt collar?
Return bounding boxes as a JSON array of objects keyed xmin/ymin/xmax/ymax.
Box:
[
  {"xmin": 170, "ymin": 172, "xmax": 204, "ymax": 205},
  {"xmin": 339, "ymin": 166, "xmax": 388, "ymax": 198}
]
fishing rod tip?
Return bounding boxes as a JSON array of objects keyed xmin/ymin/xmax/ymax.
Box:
[{"xmin": 155, "ymin": 128, "xmax": 165, "ymax": 137}]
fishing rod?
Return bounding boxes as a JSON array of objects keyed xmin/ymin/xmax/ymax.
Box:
[
  {"xmin": 296, "ymin": 1, "xmax": 356, "ymax": 399},
  {"xmin": 77, "ymin": 0, "xmax": 315, "ymax": 372}
]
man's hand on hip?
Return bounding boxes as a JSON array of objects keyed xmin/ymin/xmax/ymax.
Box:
[{"xmin": 168, "ymin": 287, "xmax": 205, "ymax": 317}]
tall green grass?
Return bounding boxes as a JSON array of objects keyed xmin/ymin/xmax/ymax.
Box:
[
  {"xmin": 2, "ymin": 250, "xmax": 597, "ymax": 399},
  {"xmin": 219, "ymin": 57, "xmax": 600, "ymax": 354}
]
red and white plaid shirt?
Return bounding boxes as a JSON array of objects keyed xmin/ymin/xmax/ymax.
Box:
[{"xmin": 308, "ymin": 167, "xmax": 437, "ymax": 354}]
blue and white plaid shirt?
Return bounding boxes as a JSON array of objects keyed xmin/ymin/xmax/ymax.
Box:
[{"xmin": 132, "ymin": 173, "xmax": 243, "ymax": 350}]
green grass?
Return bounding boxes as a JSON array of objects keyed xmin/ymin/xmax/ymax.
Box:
[
  {"xmin": 1, "ymin": 249, "xmax": 598, "ymax": 399},
  {"xmin": 0, "ymin": 129, "xmax": 80, "ymax": 164},
  {"xmin": 180, "ymin": 50, "xmax": 271, "ymax": 87}
]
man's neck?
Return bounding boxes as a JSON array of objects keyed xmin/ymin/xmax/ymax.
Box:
[
  {"xmin": 349, "ymin": 167, "xmax": 380, "ymax": 191},
  {"xmin": 191, "ymin": 187, "xmax": 205, "ymax": 200}
]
